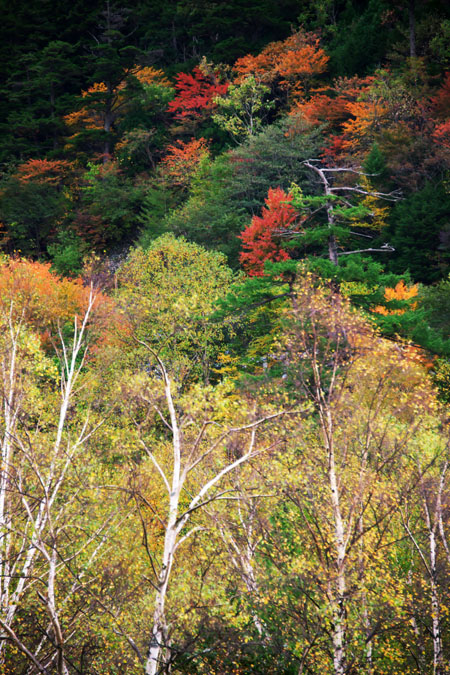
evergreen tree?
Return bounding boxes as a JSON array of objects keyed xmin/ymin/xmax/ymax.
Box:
[{"xmin": 387, "ymin": 180, "xmax": 450, "ymax": 282}]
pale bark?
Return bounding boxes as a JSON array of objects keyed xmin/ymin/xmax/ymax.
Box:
[
  {"xmin": 403, "ymin": 459, "xmax": 448, "ymax": 675},
  {"xmin": 302, "ymin": 160, "xmax": 400, "ymax": 265},
  {"xmin": 0, "ymin": 291, "xmax": 97, "ymax": 669},
  {"xmin": 138, "ymin": 341, "xmax": 286, "ymax": 674},
  {"xmin": 303, "ymin": 160, "xmax": 338, "ymax": 265},
  {"xmin": 216, "ymin": 498, "xmax": 268, "ymax": 639},
  {"xmin": 310, "ymin": 324, "xmax": 347, "ymax": 675}
]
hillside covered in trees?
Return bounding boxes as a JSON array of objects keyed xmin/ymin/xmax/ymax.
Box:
[{"xmin": 1, "ymin": 1, "xmax": 450, "ymax": 673}]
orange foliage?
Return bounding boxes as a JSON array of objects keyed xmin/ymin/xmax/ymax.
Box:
[
  {"xmin": 234, "ymin": 30, "xmax": 328, "ymax": 96},
  {"xmin": 131, "ymin": 66, "xmax": 171, "ymax": 88},
  {"xmin": 64, "ymin": 82, "xmax": 110, "ymax": 130},
  {"xmin": 340, "ymin": 99, "xmax": 388, "ymax": 147},
  {"xmin": 399, "ymin": 342, "xmax": 435, "ymax": 369},
  {"xmin": 0, "ymin": 258, "xmax": 122, "ymax": 354},
  {"xmin": 290, "ymin": 92, "xmax": 349, "ymax": 126},
  {"xmin": 373, "ymin": 281, "xmax": 418, "ymax": 316},
  {"xmin": 239, "ymin": 187, "xmax": 302, "ymax": 276},
  {"xmin": 289, "ymin": 76, "xmax": 374, "ymax": 127},
  {"xmin": 15, "ymin": 159, "xmax": 74, "ymax": 185},
  {"xmin": 161, "ymin": 138, "xmax": 210, "ymax": 189},
  {"xmin": 65, "ymin": 69, "xmax": 171, "ymax": 132},
  {"xmin": 0, "ymin": 258, "xmax": 88, "ymax": 327}
]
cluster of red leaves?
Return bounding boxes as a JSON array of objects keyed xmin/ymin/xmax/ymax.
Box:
[
  {"xmin": 429, "ymin": 73, "xmax": 450, "ymax": 149},
  {"xmin": 160, "ymin": 137, "xmax": 210, "ymax": 188},
  {"xmin": 168, "ymin": 67, "xmax": 229, "ymax": 120},
  {"xmin": 15, "ymin": 159, "xmax": 74, "ymax": 185},
  {"xmin": 430, "ymin": 72, "xmax": 450, "ymax": 119},
  {"xmin": 239, "ymin": 187, "xmax": 301, "ymax": 276},
  {"xmin": 72, "ymin": 211, "xmax": 105, "ymax": 248},
  {"xmin": 433, "ymin": 120, "xmax": 450, "ymax": 149}
]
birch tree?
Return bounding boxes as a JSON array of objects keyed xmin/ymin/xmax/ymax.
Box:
[
  {"xmin": 0, "ymin": 289, "xmax": 99, "ymax": 670},
  {"xmin": 402, "ymin": 453, "xmax": 450, "ymax": 675},
  {"xmin": 278, "ymin": 274, "xmax": 438, "ymax": 674},
  {"xmin": 124, "ymin": 342, "xmax": 289, "ymax": 675}
]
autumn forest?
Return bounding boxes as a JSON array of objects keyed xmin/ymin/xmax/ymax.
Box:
[{"xmin": 1, "ymin": 1, "xmax": 450, "ymax": 673}]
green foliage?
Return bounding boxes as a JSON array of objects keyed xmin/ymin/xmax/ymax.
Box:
[
  {"xmin": 164, "ymin": 153, "xmax": 247, "ymax": 264},
  {"xmin": 386, "ymin": 181, "xmax": 450, "ymax": 282},
  {"xmin": 363, "ymin": 141, "xmax": 390, "ymax": 189},
  {"xmin": 116, "ymin": 81, "xmax": 174, "ymax": 173},
  {"xmin": 327, "ymin": 0, "xmax": 392, "ymax": 76},
  {"xmin": 75, "ymin": 161, "xmax": 146, "ymax": 248},
  {"xmin": 2, "ymin": 2, "xmax": 450, "ymax": 673},
  {"xmin": 117, "ymin": 233, "xmax": 235, "ymax": 383},
  {"xmin": 136, "ymin": 186, "xmax": 177, "ymax": 247},
  {"xmin": 226, "ymin": 121, "xmax": 322, "ymax": 213},
  {"xmin": 0, "ymin": 40, "xmax": 79, "ymax": 160},
  {"xmin": 165, "ymin": 123, "xmax": 322, "ymax": 266},
  {"xmin": 431, "ymin": 357, "xmax": 450, "ymax": 402},
  {"xmin": 0, "ymin": 174, "xmax": 70, "ymax": 256},
  {"xmin": 213, "ymin": 75, "xmax": 274, "ymax": 141},
  {"xmin": 48, "ymin": 228, "xmax": 87, "ymax": 276}
]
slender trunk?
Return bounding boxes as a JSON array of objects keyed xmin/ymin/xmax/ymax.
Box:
[
  {"xmin": 358, "ymin": 518, "xmax": 373, "ymax": 674},
  {"xmin": 328, "ymin": 233, "xmax": 338, "ymax": 266},
  {"xmin": 325, "ymin": 181, "xmax": 338, "ymax": 266},
  {"xmin": 45, "ymin": 546, "xmax": 69, "ymax": 675},
  {"xmin": 325, "ymin": 411, "xmax": 347, "ymax": 674},
  {"xmin": 303, "ymin": 161, "xmax": 339, "ymax": 265},
  {"xmin": 428, "ymin": 521, "xmax": 443, "ymax": 675},
  {"xmin": 145, "ymin": 369, "xmax": 181, "ymax": 675},
  {"xmin": 409, "ymin": 0, "xmax": 416, "ymax": 59},
  {"xmin": 329, "ymin": 451, "xmax": 347, "ymax": 675},
  {"xmin": 145, "ymin": 521, "xmax": 177, "ymax": 675},
  {"xmin": 0, "ymin": 313, "xmax": 18, "ymax": 663},
  {"xmin": 406, "ymin": 568, "xmax": 426, "ymax": 673},
  {"xmin": 0, "ymin": 298, "xmax": 94, "ymax": 665},
  {"xmin": 242, "ymin": 561, "xmax": 265, "ymax": 637},
  {"xmin": 424, "ymin": 469, "xmax": 444, "ymax": 675}
]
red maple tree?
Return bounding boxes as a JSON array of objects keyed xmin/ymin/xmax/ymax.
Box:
[
  {"xmin": 168, "ymin": 67, "xmax": 229, "ymax": 121},
  {"xmin": 239, "ymin": 187, "xmax": 301, "ymax": 276}
]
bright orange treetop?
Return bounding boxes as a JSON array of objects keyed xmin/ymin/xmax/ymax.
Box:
[{"xmin": 234, "ymin": 31, "xmax": 328, "ymax": 97}]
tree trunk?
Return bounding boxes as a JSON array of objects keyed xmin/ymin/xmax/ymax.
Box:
[
  {"xmin": 145, "ymin": 519, "xmax": 177, "ymax": 675},
  {"xmin": 409, "ymin": 0, "xmax": 416, "ymax": 59},
  {"xmin": 329, "ymin": 450, "xmax": 347, "ymax": 675},
  {"xmin": 429, "ymin": 529, "xmax": 443, "ymax": 675},
  {"xmin": 328, "ymin": 234, "xmax": 338, "ymax": 266},
  {"xmin": 322, "ymin": 405, "xmax": 347, "ymax": 675}
]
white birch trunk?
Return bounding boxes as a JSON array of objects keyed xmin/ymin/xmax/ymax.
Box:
[
  {"xmin": 429, "ymin": 528, "xmax": 443, "ymax": 675},
  {"xmin": 0, "ymin": 292, "xmax": 95, "ymax": 667},
  {"xmin": 137, "ymin": 341, "xmax": 283, "ymax": 675}
]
